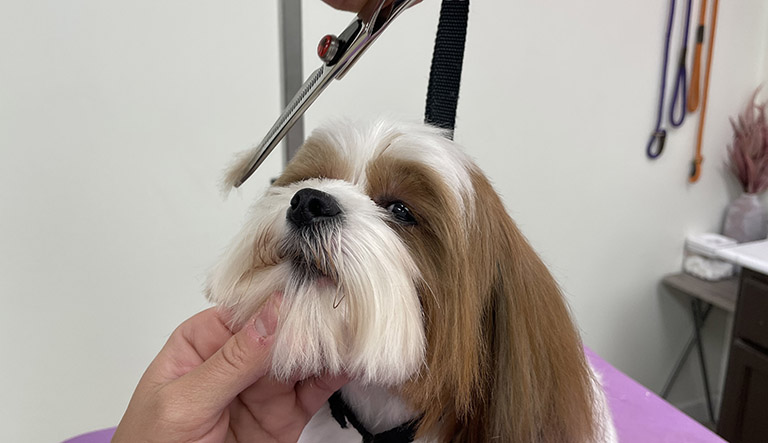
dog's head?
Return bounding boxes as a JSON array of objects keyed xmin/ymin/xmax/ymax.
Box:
[{"xmin": 208, "ymin": 120, "xmax": 597, "ymax": 441}]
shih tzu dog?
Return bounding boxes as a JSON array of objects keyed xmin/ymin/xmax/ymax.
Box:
[{"xmin": 207, "ymin": 120, "xmax": 617, "ymax": 442}]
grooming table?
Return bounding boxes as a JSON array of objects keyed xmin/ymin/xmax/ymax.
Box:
[
  {"xmin": 62, "ymin": 349, "xmax": 725, "ymax": 443},
  {"xmin": 585, "ymin": 348, "xmax": 725, "ymax": 442}
]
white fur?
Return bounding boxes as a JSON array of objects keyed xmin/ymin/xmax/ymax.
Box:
[
  {"xmin": 208, "ymin": 177, "xmax": 425, "ymax": 384},
  {"xmin": 590, "ymin": 369, "xmax": 620, "ymax": 443},
  {"xmin": 340, "ymin": 382, "xmax": 420, "ymax": 434},
  {"xmin": 298, "ymin": 403, "xmax": 364, "ymax": 443}
]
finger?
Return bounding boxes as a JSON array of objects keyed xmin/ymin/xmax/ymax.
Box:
[
  {"xmin": 322, "ymin": 0, "xmax": 369, "ymax": 11},
  {"xmin": 178, "ymin": 307, "xmax": 237, "ymax": 361},
  {"xmin": 151, "ymin": 308, "xmax": 236, "ymax": 381},
  {"xmin": 234, "ymin": 372, "xmax": 348, "ymax": 437},
  {"xmin": 169, "ymin": 297, "xmax": 281, "ymax": 413},
  {"xmin": 322, "ymin": 0, "xmax": 420, "ymax": 13},
  {"xmin": 295, "ymin": 373, "xmax": 350, "ymax": 416}
]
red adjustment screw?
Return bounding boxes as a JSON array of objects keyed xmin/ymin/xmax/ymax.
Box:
[{"xmin": 317, "ymin": 34, "xmax": 339, "ymax": 64}]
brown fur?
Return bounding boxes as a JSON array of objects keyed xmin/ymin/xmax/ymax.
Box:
[
  {"xmin": 273, "ymin": 137, "xmax": 354, "ymax": 186},
  {"xmin": 367, "ymin": 154, "xmax": 597, "ymax": 442}
]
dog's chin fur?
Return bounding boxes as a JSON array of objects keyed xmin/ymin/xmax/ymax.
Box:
[
  {"xmin": 207, "ymin": 177, "xmax": 425, "ymax": 385},
  {"xmin": 207, "ymin": 120, "xmax": 617, "ymax": 442}
]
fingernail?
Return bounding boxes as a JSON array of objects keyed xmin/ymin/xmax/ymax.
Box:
[{"xmin": 252, "ymin": 296, "xmax": 280, "ymax": 338}]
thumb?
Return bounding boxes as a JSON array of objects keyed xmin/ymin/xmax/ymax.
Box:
[{"xmin": 172, "ymin": 297, "xmax": 280, "ymax": 413}]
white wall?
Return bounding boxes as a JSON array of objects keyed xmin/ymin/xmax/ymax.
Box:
[{"xmin": 2, "ymin": 1, "xmax": 767, "ymax": 441}]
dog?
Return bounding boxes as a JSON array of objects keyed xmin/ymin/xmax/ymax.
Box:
[{"xmin": 207, "ymin": 120, "xmax": 617, "ymax": 442}]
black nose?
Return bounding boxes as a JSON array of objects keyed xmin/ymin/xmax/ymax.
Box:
[{"xmin": 287, "ymin": 188, "xmax": 343, "ymax": 228}]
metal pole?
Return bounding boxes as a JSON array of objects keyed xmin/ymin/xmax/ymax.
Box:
[{"xmin": 278, "ymin": 0, "xmax": 305, "ymax": 166}]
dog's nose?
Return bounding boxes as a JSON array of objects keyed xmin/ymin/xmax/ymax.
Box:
[{"xmin": 287, "ymin": 188, "xmax": 343, "ymax": 228}]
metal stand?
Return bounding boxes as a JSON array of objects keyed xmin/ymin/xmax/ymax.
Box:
[
  {"xmin": 660, "ymin": 273, "xmax": 739, "ymax": 427},
  {"xmin": 278, "ymin": 0, "xmax": 305, "ymax": 165},
  {"xmin": 660, "ymin": 299, "xmax": 717, "ymax": 425},
  {"xmin": 661, "ymin": 302, "xmax": 713, "ymax": 398},
  {"xmin": 691, "ymin": 298, "xmax": 716, "ymax": 424}
]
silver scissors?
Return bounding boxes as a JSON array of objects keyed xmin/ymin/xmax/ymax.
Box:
[{"xmin": 233, "ymin": 0, "xmax": 418, "ymax": 188}]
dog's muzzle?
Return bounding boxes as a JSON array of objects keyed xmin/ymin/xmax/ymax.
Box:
[
  {"xmin": 284, "ymin": 188, "xmax": 343, "ymax": 282},
  {"xmin": 287, "ymin": 188, "xmax": 343, "ymax": 228}
]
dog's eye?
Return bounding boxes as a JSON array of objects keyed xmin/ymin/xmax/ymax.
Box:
[{"xmin": 386, "ymin": 201, "xmax": 417, "ymax": 225}]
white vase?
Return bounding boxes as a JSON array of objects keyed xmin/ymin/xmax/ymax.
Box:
[{"xmin": 723, "ymin": 193, "xmax": 768, "ymax": 243}]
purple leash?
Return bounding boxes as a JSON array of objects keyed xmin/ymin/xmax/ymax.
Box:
[
  {"xmin": 646, "ymin": 0, "xmax": 677, "ymax": 159},
  {"xmin": 669, "ymin": 0, "xmax": 694, "ymax": 127}
]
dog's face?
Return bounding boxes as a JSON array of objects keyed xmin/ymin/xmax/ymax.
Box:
[
  {"xmin": 208, "ymin": 120, "xmax": 599, "ymax": 441},
  {"xmin": 208, "ymin": 121, "xmax": 477, "ymax": 385}
]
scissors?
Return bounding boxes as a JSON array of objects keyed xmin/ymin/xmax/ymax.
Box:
[{"xmin": 233, "ymin": 0, "xmax": 418, "ymax": 188}]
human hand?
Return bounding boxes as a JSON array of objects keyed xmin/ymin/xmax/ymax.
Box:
[
  {"xmin": 322, "ymin": 0, "xmax": 422, "ymax": 13},
  {"xmin": 113, "ymin": 298, "xmax": 348, "ymax": 443},
  {"xmin": 322, "ymin": 0, "xmax": 370, "ymax": 12}
]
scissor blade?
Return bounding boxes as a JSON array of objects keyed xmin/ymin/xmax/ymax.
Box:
[
  {"xmin": 231, "ymin": 0, "xmax": 418, "ymax": 188},
  {"xmin": 234, "ymin": 66, "xmax": 329, "ymax": 188}
]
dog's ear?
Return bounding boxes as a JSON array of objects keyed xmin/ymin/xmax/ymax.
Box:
[
  {"xmin": 404, "ymin": 169, "xmax": 598, "ymax": 442},
  {"xmin": 467, "ymin": 172, "xmax": 598, "ymax": 442}
]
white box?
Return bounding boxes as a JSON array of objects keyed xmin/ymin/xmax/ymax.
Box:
[{"xmin": 683, "ymin": 233, "xmax": 737, "ymax": 281}]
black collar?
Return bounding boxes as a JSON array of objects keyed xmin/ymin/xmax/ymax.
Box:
[{"xmin": 328, "ymin": 391, "xmax": 419, "ymax": 443}]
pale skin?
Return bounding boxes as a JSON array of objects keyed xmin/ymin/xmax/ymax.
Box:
[
  {"xmin": 113, "ymin": 298, "xmax": 349, "ymax": 443},
  {"xmin": 322, "ymin": 0, "xmax": 370, "ymax": 11},
  {"xmin": 323, "ymin": 0, "xmax": 422, "ymax": 12}
]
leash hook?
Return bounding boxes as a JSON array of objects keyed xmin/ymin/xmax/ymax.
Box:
[
  {"xmin": 646, "ymin": 130, "xmax": 667, "ymax": 159},
  {"xmin": 689, "ymin": 155, "xmax": 703, "ymax": 182}
]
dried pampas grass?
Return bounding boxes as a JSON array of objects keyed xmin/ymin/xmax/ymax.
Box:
[{"xmin": 728, "ymin": 89, "xmax": 768, "ymax": 194}]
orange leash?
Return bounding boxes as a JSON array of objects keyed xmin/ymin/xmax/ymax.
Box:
[
  {"xmin": 690, "ymin": 0, "xmax": 719, "ymax": 183},
  {"xmin": 687, "ymin": 0, "xmax": 708, "ymax": 112}
]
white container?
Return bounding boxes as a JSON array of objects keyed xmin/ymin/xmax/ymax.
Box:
[{"xmin": 683, "ymin": 233, "xmax": 737, "ymax": 281}]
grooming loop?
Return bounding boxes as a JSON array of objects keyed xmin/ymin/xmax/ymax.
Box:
[
  {"xmin": 645, "ymin": 0, "xmax": 676, "ymax": 160},
  {"xmin": 687, "ymin": 0, "xmax": 709, "ymax": 112},
  {"xmin": 669, "ymin": 0, "xmax": 693, "ymax": 128},
  {"xmin": 690, "ymin": 0, "xmax": 719, "ymax": 183}
]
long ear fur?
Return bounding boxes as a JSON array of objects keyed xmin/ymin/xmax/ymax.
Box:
[
  {"xmin": 405, "ymin": 168, "xmax": 597, "ymax": 442},
  {"xmin": 465, "ymin": 170, "xmax": 597, "ymax": 442}
]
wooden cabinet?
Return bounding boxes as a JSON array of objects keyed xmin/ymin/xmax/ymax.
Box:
[{"xmin": 718, "ymin": 268, "xmax": 768, "ymax": 442}]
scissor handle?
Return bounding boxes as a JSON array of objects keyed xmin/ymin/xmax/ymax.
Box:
[
  {"xmin": 232, "ymin": 0, "xmax": 418, "ymax": 188},
  {"xmin": 334, "ymin": 0, "xmax": 417, "ymax": 79}
]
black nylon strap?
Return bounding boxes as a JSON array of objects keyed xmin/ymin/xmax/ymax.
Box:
[
  {"xmin": 424, "ymin": 0, "xmax": 470, "ymax": 139},
  {"xmin": 329, "ymin": 391, "xmax": 419, "ymax": 443}
]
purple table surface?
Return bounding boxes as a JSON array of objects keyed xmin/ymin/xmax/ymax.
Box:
[
  {"xmin": 62, "ymin": 349, "xmax": 726, "ymax": 443},
  {"xmin": 585, "ymin": 347, "xmax": 726, "ymax": 443},
  {"xmin": 61, "ymin": 427, "xmax": 115, "ymax": 443}
]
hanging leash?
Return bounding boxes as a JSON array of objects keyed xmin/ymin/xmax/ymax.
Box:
[
  {"xmin": 424, "ymin": 0, "xmax": 470, "ymax": 139},
  {"xmin": 646, "ymin": 0, "xmax": 677, "ymax": 159},
  {"xmin": 669, "ymin": 0, "xmax": 693, "ymax": 128},
  {"xmin": 686, "ymin": 0, "xmax": 708, "ymax": 113},
  {"xmin": 689, "ymin": 0, "xmax": 719, "ymax": 183}
]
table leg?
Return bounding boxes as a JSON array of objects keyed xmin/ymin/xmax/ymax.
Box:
[
  {"xmin": 692, "ymin": 298, "xmax": 716, "ymax": 424},
  {"xmin": 661, "ymin": 304, "xmax": 713, "ymax": 399}
]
